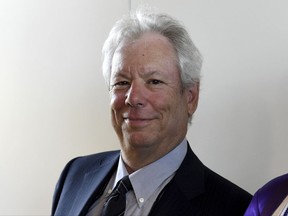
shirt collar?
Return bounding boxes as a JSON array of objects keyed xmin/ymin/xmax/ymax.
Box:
[{"xmin": 114, "ymin": 139, "xmax": 187, "ymax": 207}]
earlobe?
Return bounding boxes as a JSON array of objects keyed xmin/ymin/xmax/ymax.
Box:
[{"xmin": 187, "ymin": 83, "xmax": 200, "ymax": 116}]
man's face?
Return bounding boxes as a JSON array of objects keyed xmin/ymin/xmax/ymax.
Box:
[{"xmin": 109, "ymin": 32, "xmax": 199, "ymax": 155}]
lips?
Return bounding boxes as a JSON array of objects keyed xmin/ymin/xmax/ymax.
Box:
[
  {"xmin": 123, "ymin": 116, "xmax": 151, "ymax": 122},
  {"xmin": 123, "ymin": 113, "xmax": 153, "ymax": 121},
  {"xmin": 122, "ymin": 113, "xmax": 154, "ymax": 128},
  {"xmin": 124, "ymin": 116, "xmax": 147, "ymax": 120}
]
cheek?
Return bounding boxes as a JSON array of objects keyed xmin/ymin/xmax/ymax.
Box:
[
  {"xmin": 110, "ymin": 93, "xmax": 125, "ymax": 131},
  {"xmin": 150, "ymin": 92, "xmax": 176, "ymax": 116},
  {"xmin": 110, "ymin": 92, "xmax": 125, "ymax": 113},
  {"xmin": 160, "ymin": 92, "xmax": 186, "ymax": 118}
]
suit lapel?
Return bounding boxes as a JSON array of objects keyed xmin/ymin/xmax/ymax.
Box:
[
  {"xmin": 69, "ymin": 154, "xmax": 119, "ymax": 216},
  {"xmin": 149, "ymin": 144, "xmax": 206, "ymax": 216}
]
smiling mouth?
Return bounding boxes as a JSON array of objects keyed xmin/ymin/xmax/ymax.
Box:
[
  {"xmin": 124, "ymin": 118, "xmax": 149, "ymax": 122},
  {"xmin": 123, "ymin": 118, "xmax": 152, "ymax": 127}
]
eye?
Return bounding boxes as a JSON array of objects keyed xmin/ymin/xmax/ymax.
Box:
[
  {"xmin": 148, "ymin": 79, "xmax": 163, "ymax": 85},
  {"xmin": 111, "ymin": 81, "xmax": 130, "ymax": 89}
]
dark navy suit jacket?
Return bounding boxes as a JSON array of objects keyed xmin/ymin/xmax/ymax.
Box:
[{"xmin": 52, "ymin": 144, "xmax": 252, "ymax": 216}]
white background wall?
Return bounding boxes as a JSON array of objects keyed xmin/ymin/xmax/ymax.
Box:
[{"xmin": 0, "ymin": 0, "xmax": 287, "ymax": 215}]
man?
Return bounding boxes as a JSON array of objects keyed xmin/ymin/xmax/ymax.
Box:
[
  {"xmin": 244, "ymin": 173, "xmax": 288, "ymax": 216},
  {"xmin": 52, "ymin": 8, "xmax": 251, "ymax": 216}
]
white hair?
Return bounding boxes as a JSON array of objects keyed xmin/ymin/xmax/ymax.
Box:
[{"xmin": 102, "ymin": 7, "xmax": 202, "ymax": 89}]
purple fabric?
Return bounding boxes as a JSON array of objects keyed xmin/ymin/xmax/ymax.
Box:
[{"xmin": 244, "ymin": 173, "xmax": 288, "ymax": 216}]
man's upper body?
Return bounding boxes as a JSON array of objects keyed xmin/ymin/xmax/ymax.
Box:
[
  {"xmin": 52, "ymin": 141, "xmax": 251, "ymax": 216},
  {"xmin": 52, "ymin": 7, "xmax": 252, "ymax": 216},
  {"xmin": 244, "ymin": 173, "xmax": 288, "ymax": 216}
]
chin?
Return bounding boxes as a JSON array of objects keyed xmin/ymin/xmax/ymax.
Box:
[{"xmin": 124, "ymin": 132, "xmax": 157, "ymax": 149}]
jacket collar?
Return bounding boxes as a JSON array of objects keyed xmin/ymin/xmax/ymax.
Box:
[
  {"xmin": 69, "ymin": 153, "xmax": 119, "ymax": 216},
  {"xmin": 174, "ymin": 143, "xmax": 205, "ymax": 200},
  {"xmin": 148, "ymin": 143, "xmax": 206, "ymax": 216}
]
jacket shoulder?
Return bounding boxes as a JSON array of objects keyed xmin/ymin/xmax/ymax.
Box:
[
  {"xmin": 51, "ymin": 150, "xmax": 120, "ymax": 215},
  {"xmin": 58, "ymin": 150, "xmax": 120, "ymax": 181},
  {"xmin": 202, "ymin": 167, "xmax": 252, "ymax": 215},
  {"xmin": 69, "ymin": 150, "xmax": 120, "ymax": 171}
]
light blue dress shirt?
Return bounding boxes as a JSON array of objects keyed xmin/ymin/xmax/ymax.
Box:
[{"xmin": 86, "ymin": 139, "xmax": 187, "ymax": 216}]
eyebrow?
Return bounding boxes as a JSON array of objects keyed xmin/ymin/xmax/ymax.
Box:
[
  {"xmin": 112, "ymin": 68, "xmax": 162, "ymax": 78},
  {"xmin": 140, "ymin": 70, "xmax": 161, "ymax": 78},
  {"xmin": 111, "ymin": 69, "xmax": 129, "ymax": 77}
]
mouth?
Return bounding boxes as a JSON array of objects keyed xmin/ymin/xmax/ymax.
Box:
[
  {"xmin": 123, "ymin": 116, "xmax": 153, "ymax": 128},
  {"xmin": 124, "ymin": 117, "xmax": 150, "ymax": 122}
]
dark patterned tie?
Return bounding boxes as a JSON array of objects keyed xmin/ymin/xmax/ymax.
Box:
[{"xmin": 100, "ymin": 176, "xmax": 133, "ymax": 216}]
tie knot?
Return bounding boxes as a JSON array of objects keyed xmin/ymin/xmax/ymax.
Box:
[
  {"xmin": 100, "ymin": 176, "xmax": 133, "ymax": 216},
  {"xmin": 114, "ymin": 176, "xmax": 132, "ymax": 194}
]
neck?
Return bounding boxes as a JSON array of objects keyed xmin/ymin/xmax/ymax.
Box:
[{"xmin": 120, "ymin": 141, "xmax": 182, "ymax": 174}]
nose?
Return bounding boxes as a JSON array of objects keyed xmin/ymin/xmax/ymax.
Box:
[{"xmin": 125, "ymin": 82, "xmax": 146, "ymax": 108}]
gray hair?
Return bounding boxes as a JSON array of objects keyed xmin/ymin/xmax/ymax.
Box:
[{"xmin": 102, "ymin": 7, "xmax": 202, "ymax": 89}]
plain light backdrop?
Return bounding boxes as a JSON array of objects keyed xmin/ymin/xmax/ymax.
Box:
[{"xmin": 0, "ymin": 0, "xmax": 287, "ymax": 215}]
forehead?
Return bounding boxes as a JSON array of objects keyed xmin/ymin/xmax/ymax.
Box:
[{"xmin": 111, "ymin": 32, "xmax": 179, "ymax": 75}]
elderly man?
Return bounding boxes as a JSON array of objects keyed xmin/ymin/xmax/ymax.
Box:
[{"xmin": 52, "ymin": 8, "xmax": 251, "ymax": 216}]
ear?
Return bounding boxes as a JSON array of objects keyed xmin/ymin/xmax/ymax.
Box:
[{"xmin": 186, "ymin": 82, "xmax": 200, "ymax": 117}]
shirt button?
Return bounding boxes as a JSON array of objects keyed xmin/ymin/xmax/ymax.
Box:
[{"xmin": 139, "ymin": 198, "xmax": 145, "ymax": 203}]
